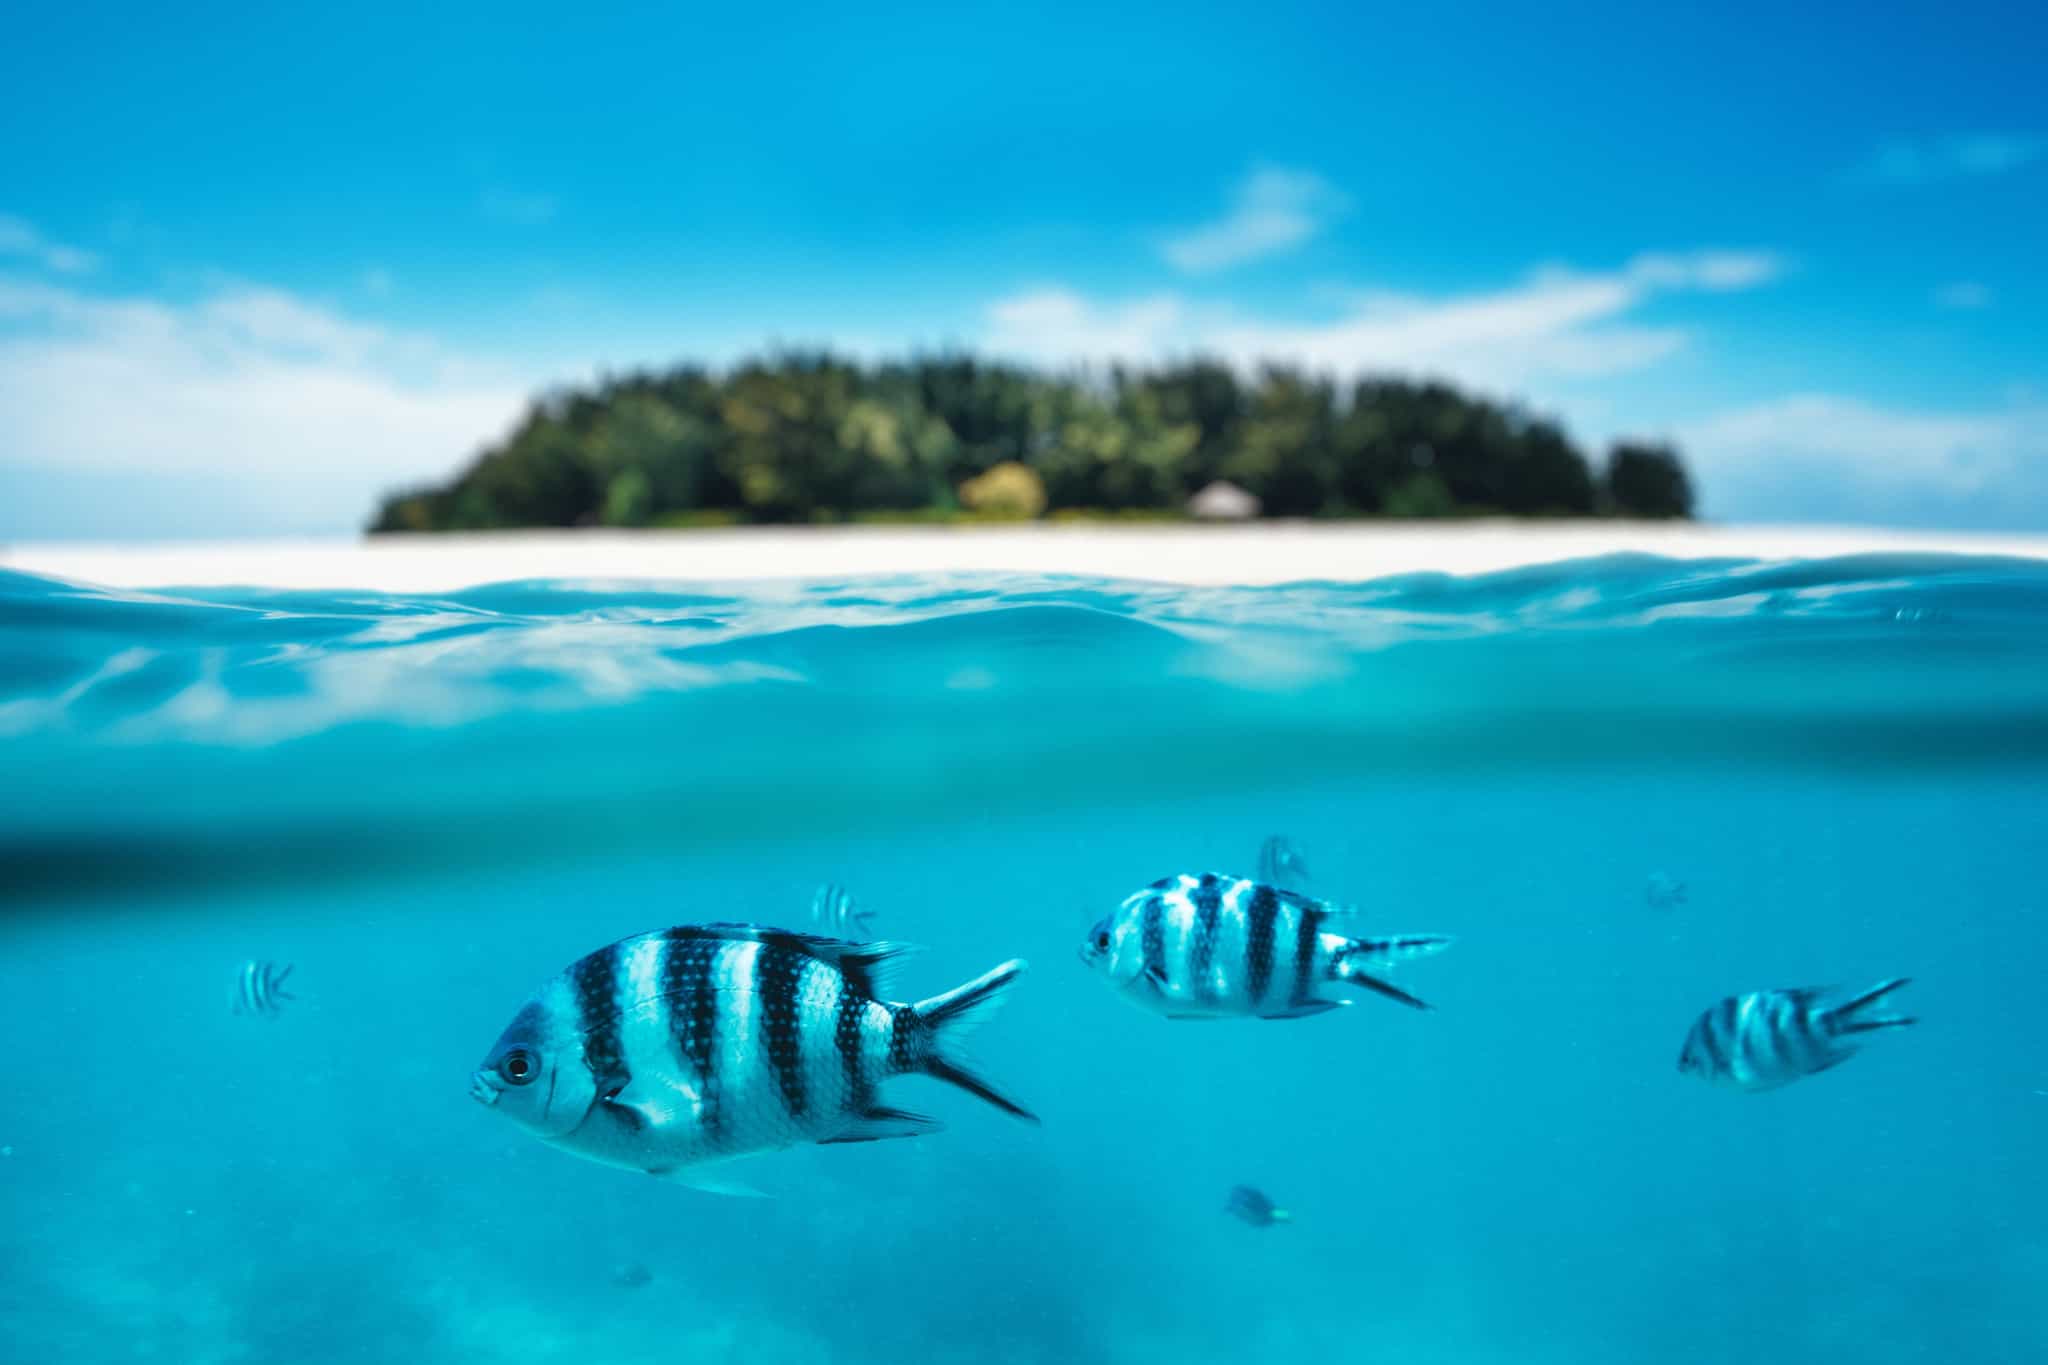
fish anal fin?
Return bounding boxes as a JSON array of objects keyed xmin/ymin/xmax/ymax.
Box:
[
  {"xmin": 820, "ymin": 1106, "xmax": 944, "ymax": 1144},
  {"xmin": 1259, "ymin": 999, "xmax": 1347, "ymax": 1019},
  {"xmin": 649, "ymin": 1163, "xmax": 769, "ymax": 1198}
]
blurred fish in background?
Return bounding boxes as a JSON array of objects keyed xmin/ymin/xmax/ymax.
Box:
[
  {"xmin": 1256, "ymin": 836, "xmax": 1312, "ymax": 893},
  {"xmin": 1645, "ymin": 872, "xmax": 1687, "ymax": 910},
  {"xmin": 1225, "ymin": 1185, "xmax": 1292, "ymax": 1227},
  {"xmin": 811, "ymin": 882, "xmax": 874, "ymax": 938},
  {"xmin": 232, "ymin": 960, "xmax": 294, "ymax": 1018}
]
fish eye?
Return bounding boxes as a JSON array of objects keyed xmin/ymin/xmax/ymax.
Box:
[
  {"xmin": 499, "ymin": 1048, "xmax": 538, "ymax": 1086},
  {"xmin": 1093, "ymin": 930, "xmax": 1110, "ymax": 951}
]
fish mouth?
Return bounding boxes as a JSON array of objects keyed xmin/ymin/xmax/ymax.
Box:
[{"xmin": 469, "ymin": 1071, "xmax": 503, "ymax": 1107}]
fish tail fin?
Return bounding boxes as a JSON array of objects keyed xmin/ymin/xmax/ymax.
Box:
[
  {"xmin": 1827, "ymin": 977, "xmax": 1916, "ymax": 1035},
  {"xmin": 908, "ymin": 960, "xmax": 1039, "ymax": 1124},
  {"xmin": 1330, "ymin": 934, "xmax": 1451, "ymax": 1011}
]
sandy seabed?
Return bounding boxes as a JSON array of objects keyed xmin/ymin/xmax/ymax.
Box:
[{"xmin": 6, "ymin": 521, "xmax": 2048, "ymax": 591}]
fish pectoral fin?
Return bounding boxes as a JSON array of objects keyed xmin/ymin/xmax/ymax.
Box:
[
  {"xmin": 1259, "ymin": 1000, "xmax": 1348, "ymax": 1019},
  {"xmin": 1142, "ymin": 965, "xmax": 1172, "ymax": 992},
  {"xmin": 820, "ymin": 1106, "xmax": 945, "ymax": 1145},
  {"xmin": 605, "ymin": 1078, "xmax": 699, "ymax": 1131},
  {"xmin": 648, "ymin": 1161, "xmax": 769, "ymax": 1198}
]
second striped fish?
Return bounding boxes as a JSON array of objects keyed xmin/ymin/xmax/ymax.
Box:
[{"xmin": 1079, "ymin": 874, "xmax": 1451, "ymax": 1019}]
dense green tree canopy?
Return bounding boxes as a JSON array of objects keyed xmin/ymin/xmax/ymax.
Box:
[{"xmin": 371, "ymin": 353, "xmax": 1696, "ymax": 531}]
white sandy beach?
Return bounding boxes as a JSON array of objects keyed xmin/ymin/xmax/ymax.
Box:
[{"xmin": 6, "ymin": 521, "xmax": 2048, "ymax": 591}]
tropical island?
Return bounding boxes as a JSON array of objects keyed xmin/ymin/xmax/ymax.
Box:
[{"xmin": 370, "ymin": 353, "xmax": 1694, "ymax": 532}]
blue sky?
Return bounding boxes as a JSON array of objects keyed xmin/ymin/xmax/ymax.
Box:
[{"xmin": 2, "ymin": 1, "xmax": 2044, "ymax": 537}]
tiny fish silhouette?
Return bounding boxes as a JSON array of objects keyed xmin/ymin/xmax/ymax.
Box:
[
  {"xmin": 1256, "ymin": 836, "xmax": 1313, "ymax": 894},
  {"xmin": 1225, "ymin": 1185, "xmax": 1291, "ymax": 1227},
  {"xmin": 611, "ymin": 1262, "xmax": 653, "ymax": 1289},
  {"xmin": 233, "ymin": 960, "xmax": 295, "ymax": 1018},
  {"xmin": 1645, "ymin": 873, "xmax": 1687, "ymax": 911},
  {"xmin": 1678, "ymin": 979, "xmax": 1916, "ymax": 1092}
]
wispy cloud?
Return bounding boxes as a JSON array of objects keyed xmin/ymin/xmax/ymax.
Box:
[
  {"xmin": 1161, "ymin": 167, "xmax": 1345, "ymax": 274},
  {"xmin": 1852, "ymin": 135, "xmax": 2042, "ymax": 186},
  {"xmin": 1680, "ymin": 394, "xmax": 2048, "ymax": 527},
  {"xmin": 479, "ymin": 189, "xmax": 559, "ymax": 225},
  {"xmin": 1933, "ymin": 280, "xmax": 1992, "ymax": 310},
  {"xmin": 0, "ymin": 213, "xmax": 98, "ymax": 274},
  {"xmin": 0, "ymin": 274, "xmax": 539, "ymax": 531},
  {"xmin": 985, "ymin": 249, "xmax": 1785, "ymax": 393}
]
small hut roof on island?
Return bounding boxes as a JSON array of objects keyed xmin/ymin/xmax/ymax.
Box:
[{"xmin": 1187, "ymin": 479, "xmax": 1261, "ymax": 520}]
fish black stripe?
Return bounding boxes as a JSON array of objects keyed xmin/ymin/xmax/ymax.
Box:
[
  {"xmin": 1140, "ymin": 895, "xmax": 1166, "ymax": 978},
  {"xmin": 836, "ymin": 976, "xmax": 868, "ymax": 1110},
  {"xmin": 887, "ymin": 1004, "xmax": 916, "ymax": 1073},
  {"xmin": 758, "ymin": 945, "xmax": 807, "ymax": 1119},
  {"xmin": 1245, "ymin": 885, "xmax": 1279, "ymax": 1004},
  {"xmin": 1189, "ymin": 879, "xmax": 1224, "ymax": 999},
  {"xmin": 572, "ymin": 945, "xmax": 628, "ymax": 1105},
  {"xmin": 1291, "ymin": 901, "xmax": 1317, "ymax": 1005},
  {"xmin": 662, "ymin": 937, "xmax": 721, "ymax": 1139}
]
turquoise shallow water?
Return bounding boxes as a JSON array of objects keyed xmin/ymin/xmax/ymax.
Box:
[{"xmin": 3, "ymin": 554, "xmax": 2046, "ymax": 1363}]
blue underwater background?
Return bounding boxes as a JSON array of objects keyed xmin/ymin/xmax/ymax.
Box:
[{"xmin": 3, "ymin": 554, "xmax": 2046, "ymax": 1364}]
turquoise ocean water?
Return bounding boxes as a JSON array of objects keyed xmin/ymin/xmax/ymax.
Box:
[{"xmin": 3, "ymin": 554, "xmax": 2045, "ymax": 1363}]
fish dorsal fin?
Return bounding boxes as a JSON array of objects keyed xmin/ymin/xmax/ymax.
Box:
[{"xmin": 669, "ymin": 923, "xmax": 922, "ymax": 1000}]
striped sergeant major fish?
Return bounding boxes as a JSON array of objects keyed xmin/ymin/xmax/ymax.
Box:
[
  {"xmin": 810, "ymin": 883, "xmax": 874, "ymax": 938},
  {"xmin": 472, "ymin": 924, "xmax": 1037, "ymax": 1195},
  {"xmin": 1225, "ymin": 1184, "xmax": 1291, "ymax": 1227},
  {"xmin": 1080, "ymin": 874, "xmax": 1451, "ymax": 1019},
  {"xmin": 233, "ymin": 960, "xmax": 294, "ymax": 1018},
  {"xmin": 1678, "ymin": 979, "xmax": 1916, "ymax": 1092},
  {"xmin": 1256, "ymin": 836, "xmax": 1312, "ymax": 894}
]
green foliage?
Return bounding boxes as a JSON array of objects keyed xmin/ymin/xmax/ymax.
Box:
[
  {"xmin": 369, "ymin": 351, "xmax": 1697, "ymax": 531},
  {"xmin": 1603, "ymin": 441, "xmax": 1695, "ymax": 519},
  {"xmin": 957, "ymin": 461, "xmax": 1048, "ymax": 520}
]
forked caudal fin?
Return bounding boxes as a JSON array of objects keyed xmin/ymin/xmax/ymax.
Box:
[
  {"xmin": 909, "ymin": 960, "xmax": 1040, "ymax": 1123},
  {"xmin": 1827, "ymin": 977, "xmax": 1917, "ymax": 1035},
  {"xmin": 1331, "ymin": 935, "xmax": 1453, "ymax": 1011}
]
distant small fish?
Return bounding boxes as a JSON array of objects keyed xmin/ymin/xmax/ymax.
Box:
[
  {"xmin": 1256, "ymin": 836, "xmax": 1312, "ymax": 894},
  {"xmin": 1080, "ymin": 874, "xmax": 1451, "ymax": 1019},
  {"xmin": 612, "ymin": 1262, "xmax": 653, "ymax": 1289},
  {"xmin": 1225, "ymin": 1185, "xmax": 1291, "ymax": 1227},
  {"xmin": 811, "ymin": 883, "xmax": 874, "ymax": 938},
  {"xmin": 1645, "ymin": 873, "xmax": 1687, "ymax": 911},
  {"xmin": 233, "ymin": 960, "xmax": 295, "ymax": 1018},
  {"xmin": 1678, "ymin": 979, "xmax": 1916, "ymax": 1092},
  {"xmin": 472, "ymin": 923, "xmax": 1037, "ymax": 1194}
]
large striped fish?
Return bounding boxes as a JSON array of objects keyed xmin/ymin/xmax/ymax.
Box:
[
  {"xmin": 471, "ymin": 924, "xmax": 1036, "ymax": 1194},
  {"xmin": 1080, "ymin": 874, "xmax": 1451, "ymax": 1019},
  {"xmin": 1678, "ymin": 979, "xmax": 1916, "ymax": 1092}
]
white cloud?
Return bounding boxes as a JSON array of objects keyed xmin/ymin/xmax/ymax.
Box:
[
  {"xmin": 0, "ymin": 212, "xmax": 98, "ymax": 274},
  {"xmin": 1680, "ymin": 394, "xmax": 2048, "ymax": 527},
  {"xmin": 1854, "ymin": 135, "xmax": 2042, "ymax": 186},
  {"xmin": 1933, "ymin": 280, "xmax": 1992, "ymax": 310},
  {"xmin": 984, "ymin": 249, "xmax": 1784, "ymax": 393},
  {"xmin": 1161, "ymin": 167, "xmax": 1345, "ymax": 273},
  {"xmin": 0, "ymin": 275, "xmax": 538, "ymax": 533}
]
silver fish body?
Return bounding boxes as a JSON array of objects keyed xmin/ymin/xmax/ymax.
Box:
[
  {"xmin": 1079, "ymin": 874, "xmax": 1451, "ymax": 1019},
  {"xmin": 233, "ymin": 960, "xmax": 294, "ymax": 1018},
  {"xmin": 1678, "ymin": 979, "xmax": 1916, "ymax": 1092},
  {"xmin": 472, "ymin": 923, "xmax": 1035, "ymax": 1192}
]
